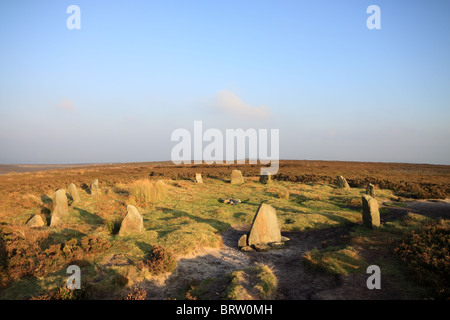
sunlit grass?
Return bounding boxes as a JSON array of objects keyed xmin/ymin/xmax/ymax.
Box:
[{"xmin": 0, "ymin": 173, "xmax": 400, "ymax": 299}]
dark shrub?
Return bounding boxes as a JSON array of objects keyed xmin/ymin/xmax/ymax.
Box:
[
  {"xmin": 394, "ymin": 220, "xmax": 450, "ymax": 299},
  {"xmin": 138, "ymin": 245, "xmax": 177, "ymax": 275}
]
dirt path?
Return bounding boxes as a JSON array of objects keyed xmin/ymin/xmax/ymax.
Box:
[
  {"xmin": 142, "ymin": 199, "xmax": 449, "ymax": 300},
  {"xmin": 381, "ymin": 198, "xmax": 450, "ymax": 221},
  {"xmin": 404, "ymin": 199, "xmax": 450, "ymax": 218},
  {"xmin": 144, "ymin": 226, "xmax": 391, "ymax": 300}
]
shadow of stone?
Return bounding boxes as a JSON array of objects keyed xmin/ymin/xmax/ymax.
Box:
[
  {"xmin": 80, "ymin": 183, "xmax": 90, "ymax": 194},
  {"xmin": 207, "ymin": 175, "xmax": 228, "ymax": 183},
  {"xmin": 273, "ymin": 206, "xmax": 306, "ymax": 215},
  {"xmin": 233, "ymin": 212, "xmax": 249, "ymax": 219},
  {"xmin": 155, "ymin": 208, "xmax": 231, "ymax": 233},
  {"xmin": 41, "ymin": 194, "xmax": 52, "ymax": 205},
  {"xmin": 315, "ymin": 212, "xmax": 358, "ymax": 227},
  {"xmin": 50, "ymin": 228, "xmax": 86, "ymax": 241},
  {"xmin": 66, "ymin": 193, "xmax": 74, "ymax": 206},
  {"xmin": 136, "ymin": 241, "xmax": 153, "ymax": 256},
  {"xmin": 239, "ymin": 201, "xmax": 263, "ymax": 208},
  {"xmin": 73, "ymin": 207, "xmax": 104, "ymax": 225},
  {"xmin": 41, "ymin": 208, "xmax": 52, "ymax": 226},
  {"xmin": 112, "ymin": 186, "xmax": 129, "ymax": 196}
]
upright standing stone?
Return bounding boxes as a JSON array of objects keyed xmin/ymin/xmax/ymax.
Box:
[
  {"xmin": 195, "ymin": 173, "xmax": 203, "ymax": 184},
  {"xmin": 366, "ymin": 183, "xmax": 375, "ymax": 197},
  {"xmin": 259, "ymin": 172, "xmax": 271, "ymax": 184},
  {"xmin": 336, "ymin": 175, "xmax": 350, "ymax": 189},
  {"xmin": 50, "ymin": 189, "xmax": 69, "ymax": 227},
  {"xmin": 361, "ymin": 195, "xmax": 380, "ymax": 228},
  {"xmin": 230, "ymin": 170, "xmax": 244, "ymax": 185},
  {"xmin": 247, "ymin": 203, "xmax": 282, "ymax": 246},
  {"xmin": 119, "ymin": 205, "xmax": 144, "ymax": 235},
  {"xmin": 90, "ymin": 179, "xmax": 99, "ymax": 196},
  {"xmin": 68, "ymin": 183, "xmax": 81, "ymax": 203}
]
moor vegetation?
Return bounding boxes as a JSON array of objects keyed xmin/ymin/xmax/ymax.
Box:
[{"xmin": 0, "ymin": 160, "xmax": 448, "ymax": 300}]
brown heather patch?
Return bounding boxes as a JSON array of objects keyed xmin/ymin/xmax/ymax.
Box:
[
  {"xmin": 394, "ymin": 220, "xmax": 450, "ymax": 299},
  {"xmin": 1, "ymin": 160, "xmax": 448, "ymax": 200},
  {"xmin": 0, "ymin": 225, "xmax": 111, "ymax": 288},
  {"xmin": 137, "ymin": 245, "xmax": 177, "ymax": 276}
]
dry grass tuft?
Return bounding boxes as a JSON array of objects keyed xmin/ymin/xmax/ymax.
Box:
[{"xmin": 129, "ymin": 179, "xmax": 168, "ymax": 206}]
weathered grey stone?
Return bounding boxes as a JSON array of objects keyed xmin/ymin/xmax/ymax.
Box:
[
  {"xmin": 195, "ymin": 173, "xmax": 203, "ymax": 184},
  {"xmin": 259, "ymin": 173, "xmax": 271, "ymax": 184},
  {"xmin": 26, "ymin": 215, "xmax": 45, "ymax": 228},
  {"xmin": 336, "ymin": 175, "xmax": 350, "ymax": 189},
  {"xmin": 50, "ymin": 189, "xmax": 69, "ymax": 227},
  {"xmin": 68, "ymin": 183, "xmax": 81, "ymax": 203},
  {"xmin": 366, "ymin": 183, "xmax": 375, "ymax": 197},
  {"xmin": 362, "ymin": 195, "xmax": 380, "ymax": 228},
  {"xmin": 90, "ymin": 179, "xmax": 99, "ymax": 196},
  {"xmin": 230, "ymin": 170, "xmax": 244, "ymax": 185},
  {"xmin": 119, "ymin": 205, "xmax": 144, "ymax": 236},
  {"xmin": 247, "ymin": 203, "xmax": 282, "ymax": 246},
  {"xmin": 238, "ymin": 234, "xmax": 248, "ymax": 248}
]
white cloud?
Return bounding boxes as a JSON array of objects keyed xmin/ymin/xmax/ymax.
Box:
[
  {"xmin": 213, "ymin": 90, "xmax": 270, "ymax": 120},
  {"xmin": 56, "ymin": 99, "xmax": 76, "ymax": 111}
]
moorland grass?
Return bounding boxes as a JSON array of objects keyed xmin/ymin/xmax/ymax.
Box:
[
  {"xmin": 0, "ymin": 174, "xmax": 408, "ymax": 299},
  {"xmin": 223, "ymin": 264, "xmax": 277, "ymax": 300}
]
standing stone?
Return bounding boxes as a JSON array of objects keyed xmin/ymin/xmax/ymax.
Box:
[
  {"xmin": 26, "ymin": 215, "xmax": 45, "ymax": 228},
  {"xmin": 195, "ymin": 173, "xmax": 203, "ymax": 184},
  {"xmin": 336, "ymin": 175, "xmax": 350, "ymax": 189},
  {"xmin": 230, "ymin": 170, "xmax": 244, "ymax": 185},
  {"xmin": 90, "ymin": 179, "xmax": 99, "ymax": 196},
  {"xmin": 259, "ymin": 172, "xmax": 271, "ymax": 184},
  {"xmin": 366, "ymin": 183, "xmax": 375, "ymax": 197},
  {"xmin": 361, "ymin": 195, "xmax": 380, "ymax": 228},
  {"xmin": 119, "ymin": 205, "xmax": 144, "ymax": 236},
  {"xmin": 68, "ymin": 183, "xmax": 81, "ymax": 203},
  {"xmin": 50, "ymin": 189, "xmax": 69, "ymax": 227},
  {"xmin": 247, "ymin": 203, "xmax": 282, "ymax": 246}
]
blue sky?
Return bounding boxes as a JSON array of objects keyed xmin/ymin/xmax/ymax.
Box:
[{"xmin": 0, "ymin": 0, "xmax": 449, "ymax": 164}]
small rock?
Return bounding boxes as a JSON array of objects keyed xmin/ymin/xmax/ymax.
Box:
[
  {"xmin": 238, "ymin": 234, "xmax": 248, "ymax": 248},
  {"xmin": 240, "ymin": 246, "xmax": 255, "ymax": 252},
  {"xmin": 26, "ymin": 215, "xmax": 45, "ymax": 228},
  {"xmin": 268, "ymin": 242, "xmax": 285, "ymax": 249},
  {"xmin": 281, "ymin": 236, "xmax": 290, "ymax": 242},
  {"xmin": 252, "ymin": 244, "xmax": 271, "ymax": 252}
]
